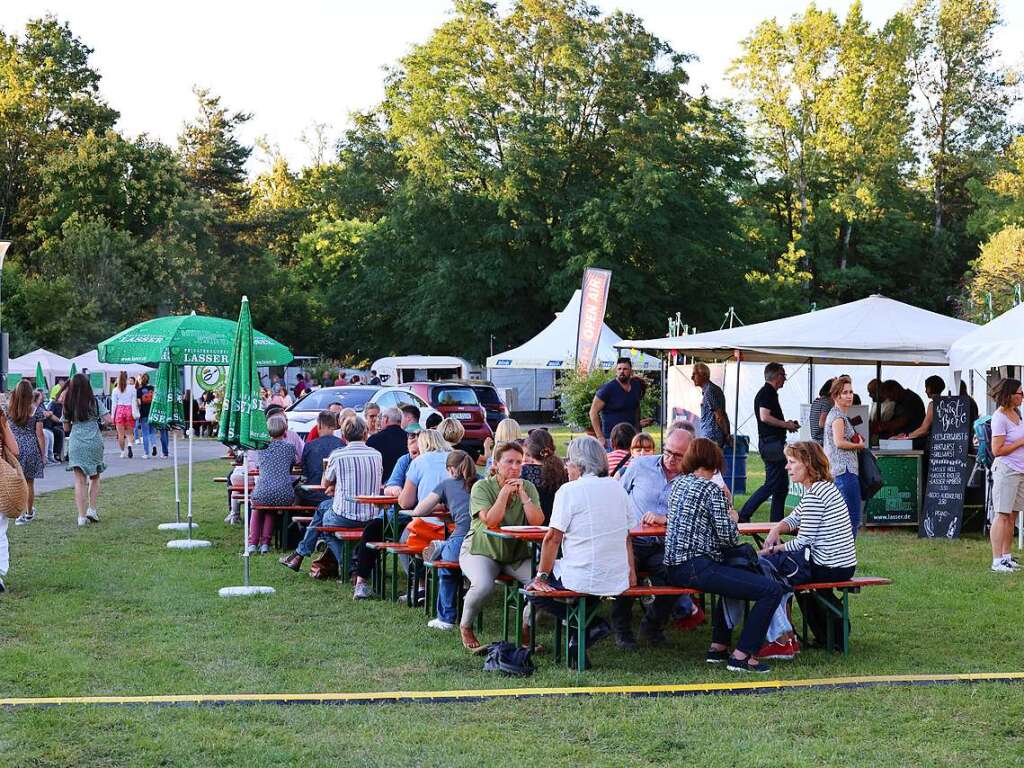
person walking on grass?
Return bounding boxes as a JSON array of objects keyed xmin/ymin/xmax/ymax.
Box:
[
  {"xmin": 9, "ymin": 381, "xmax": 45, "ymax": 527},
  {"xmin": 988, "ymin": 378, "xmax": 1024, "ymax": 574},
  {"xmin": 64, "ymin": 373, "xmax": 111, "ymax": 527},
  {"xmin": 111, "ymin": 371, "xmax": 136, "ymax": 458},
  {"xmin": 0, "ymin": 408, "xmax": 19, "ymax": 592}
]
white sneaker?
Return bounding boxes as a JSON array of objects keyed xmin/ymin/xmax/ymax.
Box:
[
  {"xmin": 224, "ymin": 512, "xmax": 240, "ymax": 524},
  {"xmin": 142, "ymin": 453, "xmax": 150, "ymax": 460},
  {"xmin": 245, "ymin": 544, "xmax": 257, "ymax": 555},
  {"xmin": 427, "ymin": 618, "xmax": 455, "ymax": 631},
  {"xmin": 1001, "ymin": 557, "xmax": 1021, "ymax": 571},
  {"xmin": 992, "ymin": 560, "xmax": 1016, "ymax": 573},
  {"xmin": 136, "ymin": 437, "xmax": 143, "ymax": 445},
  {"xmin": 14, "ymin": 510, "xmax": 34, "ymax": 525},
  {"xmin": 86, "ymin": 508, "xmax": 100, "ymax": 523},
  {"xmin": 77, "ymin": 516, "xmax": 89, "ymax": 527},
  {"xmin": 258, "ymin": 544, "xmax": 271, "ymax": 554},
  {"xmin": 119, "ymin": 450, "xmax": 126, "ymax": 459}
]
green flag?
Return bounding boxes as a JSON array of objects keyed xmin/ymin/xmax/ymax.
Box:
[
  {"xmin": 98, "ymin": 313, "xmax": 291, "ymax": 367},
  {"xmin": 35, "ymin": 362, "xmax": 46, "ymax": 391},
  {"xmin": 218, "ymin": 297, "xmax": 268, "ymax": 450},
  {"xmin": 149, "ymin": 362, "xmax": 185, "ymax": 430}
]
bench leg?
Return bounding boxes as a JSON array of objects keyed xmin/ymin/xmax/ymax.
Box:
[
  {"xmin": 576, "ymin": 598, "xmax": 588, "ymax": 672},
  {"xmin": 340, "ymin": 541, "xmax": 353, "ymax": 582},
  {"xmin": 811, "ymin": 589, "xmax": 850, "ymax": 655}
]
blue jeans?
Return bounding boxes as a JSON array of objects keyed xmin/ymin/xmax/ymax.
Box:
[
  {"xmin": 833, "ymin": 471, "xmax": 862, "ymax": 537},
  {"xmin": 739, "ymin": 451, "xmax": 788, "ymax": 522},
  {"xmin": 436, "ymin": 533, "xmax": 467, "ymax": 624},
  {"xmin": 666, "ymin": 556, "xmax": 785, "ymax": 656},
  {"xmin": 137, "ymin": 417, "xmax": 153, "ymax": 456},
  {"xmin": 295, "ymin": 499, "xmax": 366, "ymax": 557},
  {"xmin": 158, "ymin": 428, "xmax": 169, "ymax": 457}
]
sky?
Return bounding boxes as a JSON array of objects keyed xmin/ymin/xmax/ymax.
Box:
[{"xmin": 2, "ymin": 0, "xmax": 1022, "ymax": 173}]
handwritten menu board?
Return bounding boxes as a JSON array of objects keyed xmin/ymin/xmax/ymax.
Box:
[{"xmin": 919, "ymin": 396, "xmax": 972, "ymax": 539}]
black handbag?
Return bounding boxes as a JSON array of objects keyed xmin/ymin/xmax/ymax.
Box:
[
  {"xmin": 858, "ymin": 449, "xmax": 884, "ymax": 500},
  {"xmin": 721, "ymin": 543, "xmax": 760, "ymax": 572}
]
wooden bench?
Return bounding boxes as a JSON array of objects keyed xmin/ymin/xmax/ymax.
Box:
[
  {"xmin": 792, "ymin": 576, "xmax": 893, "ymax": 655},
  {"xmin": 365, "ymin": 541, "xmax": 421, "ymax": 602},
  {"xmin": 520, "ymin": 585, "xmax": 701, "ymax": 669}
]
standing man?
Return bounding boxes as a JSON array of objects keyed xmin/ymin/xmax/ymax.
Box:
[
  {"xmin": 738, "ymin": 362, "xmax": 799, "ymax": 523},
  {"xmin": 369, "ymin": 370, "xmax": 382, "ymax": 385},
  {"xmin": 692, "ymin": 363, "xmax": 731, "ymax": 449},
  {"xmin": 590, "ymin": 357, "xmax": 647, "ymax": 447}
]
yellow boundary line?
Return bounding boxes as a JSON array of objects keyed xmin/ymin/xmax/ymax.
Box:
[{"xmin": 2, "ymin": 672, "xmax": 1023, "ymax": 709}]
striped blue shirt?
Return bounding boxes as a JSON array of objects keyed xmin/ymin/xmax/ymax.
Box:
[{"xmin": 324, "ymin": 441, "xmax": 383, "ymax": 522}]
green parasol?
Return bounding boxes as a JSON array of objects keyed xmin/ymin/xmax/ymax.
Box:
[
  {"xmin": 98, "ymin": 313, "xmax": 292, "ymax": 367},
  {"xmin": 218, "ymin": 297, "xmax": 274, "ymax": 597},
  {"xmin": 217, "ymin": 298, "xmax": 269, "ymax": 450},
  {"xmin": 35, "ymin": 361, "xmax": 46, "ymax": 390},
  {"xmin": 149, "ymin": 362, "xmax": 185, "ymax": 430},
  {"xmin": 68, "ymin": 362, "xmax": 77, "ymax": 380}
]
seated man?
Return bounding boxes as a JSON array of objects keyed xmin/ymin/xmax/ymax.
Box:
[
  {"xmin": 399, "ymin": 405, "xmax": 420, "ymax": 431},
  {"xmin": 279, "ymin": 416, "xmax": 382, "ymax": 572},
  {"xmin": 615, "ymin": 423, "xmax": 702, "ymax": 649},
  {"xmin": 367, "ymin": 407, "xmax": 408, "ymax": 480},
  {"xmin": 527, "ymin": 436, "xmax": 635, "ymax": 668},
  {"xmin": 383, "ymin": 425, "xmax": 421, "ymax": 496},
  {"xmin": 305, "ymin": 402, "xmax": 343, "ymax": 443},
  {"xmin": 298, "ymin": 410, "xmax": 342, "ymax": 506}
]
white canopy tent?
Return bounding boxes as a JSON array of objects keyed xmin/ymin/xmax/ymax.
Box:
[
  {"xmin": 486, "ymin": 290, "xmax": 660, "ymax": 411},
  {"xmin": 8, "ymin": 348, "xmax": 74, "ymax": 383},
  {"xmin": 71, "ymin": 350, "xmax": 153, "ymax": 382},
  {"xmin": 948, "ymin": 302, "xmax": 1024, "ymax": 372}
]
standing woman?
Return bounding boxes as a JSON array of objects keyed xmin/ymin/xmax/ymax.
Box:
[
  {"xmin": 988, "ymin": 378, "xmax": 1024, "ymax": 573},
  {"xmin": 823, "ymin": 375, "xmax": 865, "ymax": 535},
  {"xmin": 9, "ymin": 381, "xmax": 46, "ymax": 526},
  {"xmin": 0, "ymin": 408, "xmax": 20, "ymax": 592},
  {"xmin": 65, "ymin": 373, "xmax": 110, "ymax": 527},
  {"xmin": 111, "ymin": 371, "xmax": 136, "ymax": 458}
]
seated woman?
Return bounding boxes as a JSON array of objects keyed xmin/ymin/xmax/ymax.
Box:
[
  {"xmin": 481, "ymin": 418, "xmax": 522, "ymax": 467},
  {"xmin": 664, "ymin": 437, "xmax": 784, "ymax": 674},
  {"xmin": 760, "ymin": 441, "xmax": 857, "ymax": 653},
  {"xmin": 526, "ymin": 436, "xmax": 635, "ymax": 669},
  {"xmin": 459, "ymin": 441, "xmax": 544, "ymax": 652},
  {"xmin": 520, "ymin": 428, "xmax": 567, "ymax": 523},
  {"xmin": 439, "ymin": 417, "xmax": 465, "ymax": 450},
  {"xmin": 351, "ymin": 429, "xmax": 450, "ymax": 599},
  {"xmin": 629, "ymin": 431, "xmax": 656, "ymax": 458},
  {"xmin": 247, "ymin": 413, "xmax": 297, "ymax": 554},
  {"xmin": 412, "ymin": 450, "xmax": 478, "ymax": 631},
  {"xmin": 606, "ymin": 423, "xmax": 636, "ymax": 476}
]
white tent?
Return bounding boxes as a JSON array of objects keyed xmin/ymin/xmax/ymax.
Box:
[
  {"xmin": 8, "ymin": 348, "xmax": 73, "ymax": 383},
  {"xmin": 486, "ymin": 290, "xmax": 660, "ymax": 411},
  {"xmin": 948, "ymin": 302, "xmax": 1024, "ymax": 372},
  {"xmin": 71, "ymin": 350, "xmax": 153, "ymax": 382},
  {"xmin": 624, "ymin": 295, "xmax": 976, "ymax": 365}
]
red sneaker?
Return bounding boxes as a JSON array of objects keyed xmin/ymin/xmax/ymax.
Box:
[
  {"xmin": 673, "ymin": 605, "xmax": 706, "ymax": 632},
  {"xmin": 756, "ymin": 639, "xmax": 796, "ymax": 660}
]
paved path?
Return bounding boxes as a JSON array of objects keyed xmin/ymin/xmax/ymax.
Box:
[{"xmin": 36, "ymin": 436, "xmax": 228, "ymax": 494}]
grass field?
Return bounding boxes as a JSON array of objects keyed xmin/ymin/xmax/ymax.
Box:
[{"xmin": 1, "ymin": 452, "xmax": 1022, "ymax": 766}]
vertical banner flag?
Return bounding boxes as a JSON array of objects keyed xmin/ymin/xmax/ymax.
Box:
[{"xmin": 575, "ymin": 267, "xmax": 612, "ymax": 373}]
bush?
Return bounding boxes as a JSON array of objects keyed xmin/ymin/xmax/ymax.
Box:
[{"xmin": 554, "ymin": 366, "xmax": 660, "ymax": 431}]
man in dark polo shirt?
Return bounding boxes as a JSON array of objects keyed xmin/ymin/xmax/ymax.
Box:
[
  {"xmin": 366, "ymin": 407, "xmax": 407, "ymax": 480},
  {"xmin": 589, "ymin": 357, "xmax": 647, "ymax": 447},
  {"xmin": 738, "ymin": 362, "xmax": 799, "ymax": 523}
]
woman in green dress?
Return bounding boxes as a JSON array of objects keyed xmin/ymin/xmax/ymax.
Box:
[{"xmin": 64, "ymin": 374, "xmax": 111, "ymax": 527}]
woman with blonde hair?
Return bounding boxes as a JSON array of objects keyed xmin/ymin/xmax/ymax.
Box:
[
  {"xmin": 9, "ymin": 380, "xmax": 46, "ymax": 526},
  {"xmin": 0, "ymin": 408, "xmax": 19, "ymax": 590},
  {"xmin": 439, "ymin": 417, "xmax": 466, "ymax": 449},
  {"xmin": 111, "ymin": 371, "xmax": 137, "ymax": 458},
  {"xmin": 482, "ymin": 418, "xmax": 522, "ymax": 466}
]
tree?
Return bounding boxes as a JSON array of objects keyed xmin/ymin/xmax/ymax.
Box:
[
  {"xmin": 963, "ymin": 225, "xmax": 1024, "ymax": 320},
  {"xmin": 178, "ymin": 87, "xmax": 252, "ymax": 214},
  {"xmin": 967, "ymin": 135, "xmax": 1024, "ymax": 240}
]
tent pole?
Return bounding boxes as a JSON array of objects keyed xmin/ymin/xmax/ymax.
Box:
[
  {"xmin": 187, "ymin": 366, "xmax": 193, "ymax": 542},
  {"xmin": 732, "ymin": 350, "xmax": 741, "ymax": 494},
  {"xmin": 660, "ymin": 353, "xmax": 666, "ymax": 447},
  {"xmin": 173, "ymin": 430, "xmax": 180, "ymax": 525}
]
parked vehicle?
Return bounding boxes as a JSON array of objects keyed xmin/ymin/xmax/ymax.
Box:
[
  {"xmin": 371, "ymin": 356, "xmax": 473, "ymax": 385},
  {"xmin": 405, "ymin": 381, "xmax": 492, "ymax": 455},
  {"xmin": 463, "ymin": 381, "xmax": 509, "ymax": 433},
  {"xmin": 284, "ymin": 386, "xmax": 439, "ymax": 438}
]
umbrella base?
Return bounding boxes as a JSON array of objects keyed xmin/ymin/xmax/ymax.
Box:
[
  {"xmin": 218, "ymin": 586, "xmax": 275, "ymax": 598},
  {"xmin": 166, "ymin": 539, "xmax": 212, "ymax": 550},
  {"xmin": 158, "ymin": 522, "xmax": 197, "ymax": 531}
]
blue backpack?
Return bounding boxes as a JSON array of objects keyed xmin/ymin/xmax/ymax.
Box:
[{"xmin": 974, "ymin": 416, "xmax": 994, "ymax": 469}]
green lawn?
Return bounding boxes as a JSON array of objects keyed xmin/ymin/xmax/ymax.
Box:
[{"xmin": 1, "ymin": 455, "xmax": 1021, "ymax": 766}]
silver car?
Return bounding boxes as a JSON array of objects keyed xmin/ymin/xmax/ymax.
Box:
[{"xmin": 284, "ymin": 385, "xmax": 440, "ymax": 438}]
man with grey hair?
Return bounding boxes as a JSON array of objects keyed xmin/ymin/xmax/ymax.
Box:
[
  {"xmin": 738, "ymin": 362, "xmax": 799, "ymax": 523},
  {"xmin": 614, "ymin": 426, "xmax": 700, "ymax": 648},
  {"xmin": 363, "ymin": 402, "xmax": 382, "ymax": 435},
  {"xmin": 691, "ymin": 363, "xmax": 731, "ymax": 448},
  {"xmin": 279, "ymin": 415, "xmax": 382, "ymax": 574},
  {"xmin": 527, "ymin": 436, "xmax": 635, "ymax": 669},
  {"xmin": 367, "ymin": 407, "xmax": 407, "ymax": 479}
]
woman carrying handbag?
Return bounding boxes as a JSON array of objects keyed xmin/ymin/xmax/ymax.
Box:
[{"xmin": 0, "ymin": 407, "xmax": 26, "ymax": 593}]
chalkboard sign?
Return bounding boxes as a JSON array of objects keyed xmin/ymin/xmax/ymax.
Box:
[{"xmin": 919, "ymin": 395, "xmax": 972, "ymax": 539}]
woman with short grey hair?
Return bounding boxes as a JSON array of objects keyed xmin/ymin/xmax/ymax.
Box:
[
  {"xmin": 566, "ymin": 434, "xmax": 609, "ymax": 477},
  {"xmin": 249, "ymin": 412, "xmax": 297, "ymax": 554}
]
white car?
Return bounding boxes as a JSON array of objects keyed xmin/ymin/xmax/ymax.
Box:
[{"xmin": 284, "ymin": 385, "xmax": 440, "ymax": 438}]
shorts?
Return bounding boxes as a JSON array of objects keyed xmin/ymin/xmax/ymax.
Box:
[
  {"xmin": 991, "ymin": 461, "xmax": 1024, "ymax": 514},
  {"xmin": 113, "ymin": 405, "xmax": 135, "ymax": 428}
]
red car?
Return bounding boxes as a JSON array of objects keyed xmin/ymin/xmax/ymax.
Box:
[{"xmin": 406, "ymin": 381, "xmax": 493, "ymax": 456}]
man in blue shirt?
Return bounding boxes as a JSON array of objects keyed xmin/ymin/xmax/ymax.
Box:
[
  {"xmin": 692, "ymin": 363, "xmax": 731, "ymax": 448},
  {"xmin": 298, "ymin": 410, "xmax": 343, "ymax": 506},
  {"xmin": 614, "ymin": 425, "xmax": 700, "ymax": 649},
  {"xmin": 590, "ymin": 357, "xmax": 646, "ymax": 447}
]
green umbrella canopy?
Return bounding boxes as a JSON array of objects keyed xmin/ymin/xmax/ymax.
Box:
[
  {"xmin": 35, "ymin": 362, "xmax": 45, "ymax": 390},
  {"xmin": 218, "ymin": 297, "xmax": 268, "ymax": 450},
  {"xmin": 148, "ymin": 361, "xmax": 186, "ymax": 430},
  {"xmin": 97, "ymin": 312, "xmax": 292, "ymax": 367},
  {"xmin": 68, "ymin": 362, "xmax": 77, "ymax": 379}
]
